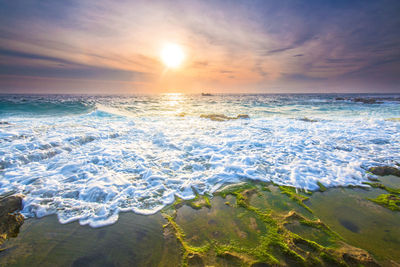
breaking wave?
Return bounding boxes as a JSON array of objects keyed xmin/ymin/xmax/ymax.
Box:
[{"xmin": 0, "ymin": 94, "xmax": 399, "ymax": 227}]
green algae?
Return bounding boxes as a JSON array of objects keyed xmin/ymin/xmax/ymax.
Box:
[
  {"xmin": 217, "ymin": 182, "xmax": 257, "ymax": 198},
  {"xmin": 363, "ymin": 180, "xmax": 400, "ymax": 211},
  {"xmin": 278, "ymin": 185, "xmax": 313, "ymax": 213},
  {"xmin": 368, "ymin": 194, "xmax": 400, "ymax": 211},
  {"xmin": 203, "ymin": 194, "xmax": 211, "ymax": 208},
  {"xmin": 319, "ymin": 251, "xmax": 347, "ymax": 266},
  {"xmin": 363, "ymin": 182, "xmax": 400, "ymax": 195},
  {"xmin": 160, "ymin": 182, "xmax": 380, "ymax": 266},
  {"xmin": 317, "ymin": 181, "xmax": 327, "ymax": 192},
  {"xmin": 0, "ymin": 183, "xmax": 398, "ymax": 266},
  {"xmin": 163, "ymin": 214, "xmax": 210, "ymax": 266},
  {"xmin": 1, "ymin": 181, "xmax": 396, "ymax": 266},
  {"xmin": 167, "ymin": 191, "xmax": 212, "ymax": 212},
  {"xmin": 308, "ymin": 186, "xmax": 400, "ymax": 264}
]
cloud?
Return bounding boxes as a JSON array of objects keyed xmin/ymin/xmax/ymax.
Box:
[
  {"xmin": 0, "ymin": 48, "xmax": 151, "ymax": 82},
  {"xmin": 0, "ymin": 48, "xmax": 77, "ymax": 65},
  {"xmin": 0, "ymin": 0, "xmax": 399, "ymax": 93}
]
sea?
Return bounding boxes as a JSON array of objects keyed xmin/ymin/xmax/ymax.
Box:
[{"xmin": 0, "ymin": 93, "xmax": 399, "ymax": 227}]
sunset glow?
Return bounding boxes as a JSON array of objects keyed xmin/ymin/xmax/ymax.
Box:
[
  {"xmin": 0, "ymin": 1, "xmax": 399, "ymax": 94},
  {"xmin": 1, "ymin": 1, "xmax": 400, "ymax": 265}
]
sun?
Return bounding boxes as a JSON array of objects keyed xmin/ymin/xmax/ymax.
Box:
[{"xmin": 161, "ymin": 43, "xmax": 185, "ymax": 68}]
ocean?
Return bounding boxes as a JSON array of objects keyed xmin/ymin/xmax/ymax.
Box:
[{"xmin": 0, "ymin": 93, "xmax": 399, "ymax": 227}]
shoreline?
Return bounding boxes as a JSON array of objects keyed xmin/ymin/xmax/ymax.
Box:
[{"xmin": 1, "ymin": 175, "xmax": 399, "ymax": 266}]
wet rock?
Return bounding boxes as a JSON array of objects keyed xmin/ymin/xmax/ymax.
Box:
[
  {"xmin": 369, "ymin": 194, "xmax": 400, "ymax": 211},
  {"xmin": 335, "ymin": 97, "xmax": 345, "ymax": 101},
  {"xmin": 386, "ymin": 118, "xmax": 400, "ymax": 122},
  {"xmin": 0, "ymin": 195, "xmax": 24, "ymax": 245},
  {"xmin": 339, "ymin": 244, "xmax": 380, "ymax": 267},
  {"xmin": 284, "ymin": 210, "xmax": 304, "ymax": 221},
  {"xmin": 219, "ymin": 251, "xmax": 248, "ymax": 266},
  {"xmin": 298, "ymin": 117, "xmax": 318, "ymax": 122},
  {"xmin": 187, "ymin": 253, "xmax": 204, "ymax": 266},
  {"xmin": 352, "ymin": 98, "xmax": 383, "ymax": 104},
  {"xmin": 369, "ymin": 166, "xmax": 400, "ymax": 177},
  {"xmin": 200, "ymin": 114, "xmax": 230, "ymax": 121},
  {"xmin": 367, "ymin": 176, "xmax": 380, "ymax": 182},
  {"xmin": 236, "ymin": 114, "xmax": 250, "ymax": 119},
  {"xmin": 200, "ymin": 114, "xmax": 250, "ymax": 121},
  {"xmin": 0, "ymin": 196, "xmax": 23, "ymax": 217},
  {"xmin": 249, "ymin": 217, "xmax": 258, "ymax": 231}
]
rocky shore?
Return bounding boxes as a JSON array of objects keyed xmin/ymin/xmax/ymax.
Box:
[
  {"xmin": 0, "ymin": 166, "xmax": 399, "ymax": 266},
  {"xmin": 0, "ymin": 195, "xmax": 24, "ymax": 247}
]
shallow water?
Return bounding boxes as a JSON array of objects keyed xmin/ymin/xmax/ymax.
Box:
[
  {"xmin": 309, "ymin": 181, "xmax": 400, "ymax": 264},
  {"xmin": 0, "ymin": 212, "xmax": 178, "ymax": 267},
  {"xmin": 1, "ymin": 184, "xmax": 399, "ymax": 266},
  {"xmin": 0, "ymin": 93, "xmax": 399, "ymax": 226}
]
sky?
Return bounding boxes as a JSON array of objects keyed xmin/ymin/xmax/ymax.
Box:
[{"xmin": 0, "ymin": 0, "xmax": 399, "ymax": 94}]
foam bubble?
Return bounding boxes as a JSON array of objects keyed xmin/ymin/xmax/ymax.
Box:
[{"xmin": 1, "ymin": 94, "xmax": 400, "ymax": 227}]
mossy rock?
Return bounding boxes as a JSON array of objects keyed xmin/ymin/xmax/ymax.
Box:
[
  {"xmin": 368, "ymin": 194, "xmax": 400, "ymax": 211},
  {"xmin": 278, "ymin": 186, "xmax": 312, "ymax": 213},
  {"xmin": 317, "ymin": 182, "xmax": 327, "ymax": 192},
  {"xmin": 338, "ymin": 243, "xmax": 381, "ymax": 267},
  {"xmin": 163, "ymin": 183, "xmax": 381, "ymax": 266},
  {"xmin": 369, "ymin": 166, "xmax": 400, "ymax": 177},
  {"xmin": 299, "ymin": 117, "xmax": 318, "ymax": 123},
  {"xmin": 0, "ymin": 195, "xmax": 24, "ymax": 246},
  {"xmin": 186, "ymin": 253, "xmax": 204, "ymax": 267},
  {"xmin": 363, "ymin": 182, "xmax": 400, "ymax": 195}
]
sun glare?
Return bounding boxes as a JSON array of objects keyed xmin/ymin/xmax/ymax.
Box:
[{"xmin": 161, "ymin": 43, "xmax": 185, "ymax": 68}]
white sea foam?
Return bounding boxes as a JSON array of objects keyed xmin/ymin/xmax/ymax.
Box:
[{"xmin": 0, "ymin": 94, "xmax": 400, "ymax": 227}]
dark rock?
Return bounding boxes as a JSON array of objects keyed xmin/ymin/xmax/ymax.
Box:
[
  {"xmin": 200, "ymin": 114, "xmax": 230, "ymax": 121},
  {"xmin": 299, "ymin": 117, "xmax": 318, "ymax": 122},
  {"xmin": 352, "ymin": 98, "xmax": 383, "ymax": 104},
  {"xmin": 340, "ymin": 244, "xmax": 380, "ymax": 267},
  {"xmin": 236, "ymin": 114, "xmax": 250, "ymax": 119},
  {"xmin": 0, "ymin": 195, "xmax": 23, "ymax": 217},
  {"xmin": 335, "ymin": 97, "xmax": 345, "ymax": 100},
  {"xmin": 200, "ymin": 114, "xmax": 250, "ymax": 121},
  {"xmin": 369, "ymin": 166, "xmax": 400, "ymax": 177},
  {"xmin": 0, "ymin": 195, "xmax": 24, "ymax": 245}
]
